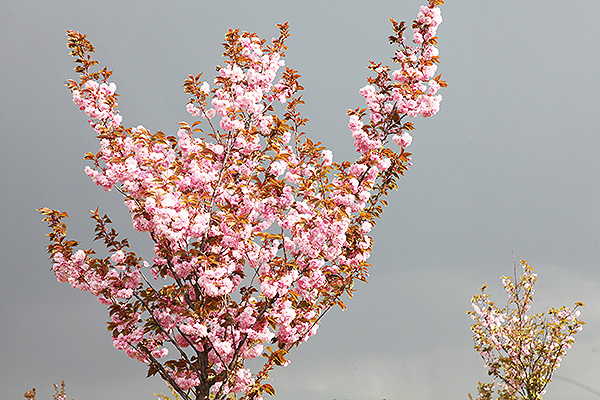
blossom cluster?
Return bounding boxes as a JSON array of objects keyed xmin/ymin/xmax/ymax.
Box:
[
  {"xmin": 72, "ymin": 80, "xmax": 123, "ymax": 133},
  {"xmin": 41, "ymin": 2, "xmax": 445, "ymax": 400},
  {"xmin": 468, "ymin": 261, "xmax": 585, "ymax": 400},
  {"xmin": 347, "ymin": 2, "xmax": 446, "ymax": 158}
]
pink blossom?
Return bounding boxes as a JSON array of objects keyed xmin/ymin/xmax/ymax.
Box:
[
  {"xmin": 413, "ymin": 30, "xmax": 424, "ymax": 44},
  {"xmin": 200, "ymin": 81, "xmax": 210, "ymax": 93},
  {"xmin": 186, "ymin": 103, "xmax": 201, "ymax": 117},
  {"xmin": 322, "ymin": 149, "xmax": 333, "ymax": 166},
  {"xmin": 111, "ymin": 250, "xmax": 126, "ymax": 264},
  {"xmin": 269, "ymin": 160, "xmax": 287, "ymax": 177},
  {"xmin": 348, "ymin": 114, "xmax": 364, "ymax": 132},
  {"xmin": 203, "ymin": 108, "xmax": 216, "ymax": 119},
  {"xmin": 393, "ymin": 132, "xmax": 413, "ymax": 147}
]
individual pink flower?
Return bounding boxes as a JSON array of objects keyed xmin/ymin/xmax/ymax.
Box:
[
  {"xmin": 269, "ymin": 160, "xmax": 287, "ymax": 177},
  {"xmin": 322, "ymin": 150, "xmax": 333, "ymax": 166},
  {"xmin": 186, "ymin": 103, "xmax": 201, "ymax": 117},
  {"xmin": 413, "ymin": 30, "xmax": 424, "ymax": 44},
  {"xmin": 202, "ymin": 108, "xmax": 216, "ymax": 119},
  {"xmin": 393, "ymin": 132, "xmax": 413, "ymax": 147},
  {"xmin": 348, "ymin": 115, "xmax": 364, "ymax": 132}
]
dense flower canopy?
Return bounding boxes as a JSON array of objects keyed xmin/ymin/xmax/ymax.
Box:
[{"xmin": 40, "ymin": 2, "xmax": 446, "ymax": 399}]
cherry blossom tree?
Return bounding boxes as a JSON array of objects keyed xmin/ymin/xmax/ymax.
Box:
[
  {"xmin": 39, "ymin": 1, "xmax": 445, "ymax": 399},
  {"xmin": 468, "ymin": 261, "xmax": 585, "ymax": 400}
]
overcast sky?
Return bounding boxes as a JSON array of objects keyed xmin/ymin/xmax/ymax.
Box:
[{"xmin": 2, "ymin": 1, "xmax": 600, "ymax": 399}]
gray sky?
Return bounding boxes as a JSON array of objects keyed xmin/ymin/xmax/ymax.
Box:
[{"xmin": 2, "ymin": 0, "xmax": 600, "ymax": 399}]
